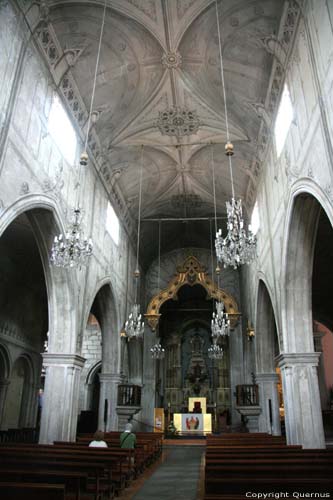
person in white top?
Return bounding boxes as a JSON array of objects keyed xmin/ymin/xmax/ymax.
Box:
[{"xmin": 88, "ymin": 430, "xmax": 108, "ymax": 448}]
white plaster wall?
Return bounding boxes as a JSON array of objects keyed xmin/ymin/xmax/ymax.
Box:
[{"xmin": 242, "ymin": 2, "xmax": 333, "ymax": 351}]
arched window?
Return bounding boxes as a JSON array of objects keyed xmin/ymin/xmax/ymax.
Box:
[
  {"xmin": 106, "ymin": 202, "xmax": 120, "ymax": 245},
  {"xmin": 274, "ymin": 83, "xmax": 293, "ymax": 157},
  {"xmin": 48, "ymin": 94, "xmax": 77, "ymax": 164}
]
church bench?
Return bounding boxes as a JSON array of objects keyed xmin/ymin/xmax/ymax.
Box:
[
  {"xmin": 205, "ymin": 476, "xmax": 333, "ymax": 495},
  {"xmin": 0, "ymin": 468, "xmax": 88, "ymax": 500},
  {"xmin": 77, "ymin": 435, "xmax": 158, "ymax": 465},
  {"xmin": 0, "ymin": 449, "xmax": 114, "ymax": 499},
  {"xmin": 0, "ymin": 481, "xmax": 65, "ymax": 499},
  {"xmin": 52, "ymin": 442, "xmax": 142, "ymax": 478}
]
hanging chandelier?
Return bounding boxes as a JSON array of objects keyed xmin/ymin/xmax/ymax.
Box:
[
  {"xmin": 208, "ymin": 341, "xmax": 224, "ymax": 360},
  {"xmin": 213, "ymin": 1, "xmax": 256, "ymax": 269},
  {"xmin": 51, "ymin": 208, "xmax": 93, "ymax": 268},
  {"xmin": 125, "ymin": 146, "xmax": 145, "ymax": 340},
  {"xmin": 211, "ymin": 300, "xmax": 230, "ymax": 340},
  {"xmin": 125, "ymin": 303, "xmax": 144, "ymax": 340},
  {"xmin": 50, "ymin": 1, "xmax": 108, "ymax": 268},
  {"xmin": 215, "ymin": 197, "xmax": 257, "ymax": 269},
  {"xmin": 150, "ymin": 343, "xmax": 165, "ymax": 359}
]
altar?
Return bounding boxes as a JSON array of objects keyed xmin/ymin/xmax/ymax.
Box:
[
  {"xmin": 173, "ymin": 397, "xmax": 212, "ymax": 433},
  {"xmin": 173, "ymin": 412, "xmax": 212, "ymax": 433}
]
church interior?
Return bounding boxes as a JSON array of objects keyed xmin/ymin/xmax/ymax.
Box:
[{"xmin": 1, "ymin": 0, "xmax": 333, "ymax": 498}]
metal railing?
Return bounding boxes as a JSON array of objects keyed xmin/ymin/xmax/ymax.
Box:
[
  {"xmin": 236, "ymin": 384, "xmax": 259, "ymax": 406},
  {"xmin": 117, "ymin": 384, "xmax": 142, "ymax": 407}
]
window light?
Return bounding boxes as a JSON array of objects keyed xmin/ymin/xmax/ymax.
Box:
[
  {"xmin": 250, "ymin": 201, "xmax": 260, "ymax": 235},
  {"xmin": 106, "ymin": 202, "xmax": 119, "ymax": 245},
  {"xmin": 48, "ymin": 94, "xmax": 77, "ymax": 164},
  {"xmin": 274, "ymin": 83, "xmax": 293, "ymax": 157}
]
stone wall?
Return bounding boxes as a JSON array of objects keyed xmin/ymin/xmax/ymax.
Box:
[{"xmin": 0, "ymin": 1, "xmax": 137, "ymax": 440}]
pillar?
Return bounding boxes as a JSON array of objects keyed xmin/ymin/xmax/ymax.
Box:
[
  {"xmin": 313, "ymin": 329, "xmax": 328, "ymax": 409},
  {"xmin": 140, "ymin": 326, "xmax": 156, "ymax": 430},
  {"xmin": 229, "ymin": 324, "xmax": 243, "ymax": 427},
  {"xmin": 256, "ymin": 373, "xmax": 281, "ymax": 435},
  {"xmin": 277, "ymin": 353, "xmax": 325, "ymax": 448},
  {"xmin": 39, "ymin": 354, "xmax": 85, "ymax": 444},
  {"xmin": 0, "ymin": 379, "xmax": 10, "ymax": 429},
  {"xmin": 98, "ymin": 373, "xmax": 122, "ymax": 431}
]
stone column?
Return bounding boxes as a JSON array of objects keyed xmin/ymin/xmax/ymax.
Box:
[
  {"xmin": 98, "ymin": 373, "xmax": 122, "ymax": 431},
  {"xmin": 140, "ymin": 326, "xmax": 156, "ymax": 431},
  {"xmin": 39, "ymin": 354, "xmax": 85, "ymax": 444},
  {"xmin": 277, "ymin": 353, "xmax": 325, "ymax": 449},
  {"xmin": 229, "ymin": 324, "xmax": 243, "ymax": 427},
  {"xmin": 313, "ymin": 330, "xmax": 328, "ymax": 409},
  {"xmin": 256, "ymin": 373, "xmax": 281, "ymax": 436},
  {"xmin": 0, "ymin": 379, "xmax": 10, "ymax": 429}
]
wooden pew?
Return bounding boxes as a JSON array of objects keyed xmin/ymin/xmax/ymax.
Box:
[
  {"xmin": 204, "ymin": 436, "xmax": 333, "ymax": 497},
  {"xmin": 0, "ymin": 482, "xmax": 65, "ymax": 500},
  {"xmin": 0, "ymin": 447, "xmax": 113, "ymax": 499}
]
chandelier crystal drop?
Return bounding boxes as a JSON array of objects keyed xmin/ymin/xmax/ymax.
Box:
[
  {"xmin": 125, "ymin": 304, "xmax": 145, "ymax": 340},
  {"xmin": 215, "ymin": 198, "xmax": 257, "ymax": 269},
  {"xmin": 211, "ymin": 300, "xmax": 230, "ymax": 339},
  {"xmin": 51, "ymin": 208, "xmax": 93, "ymax": 268},
  {"xmin": 150, "ymin": 343, "xmax": 165, "ymax": 360},
  {"xmin": 208, "ymin": 341, "xmax": 224, "ymax": 360}
]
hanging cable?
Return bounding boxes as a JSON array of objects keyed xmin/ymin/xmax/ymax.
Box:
[
  {"xmin": 83, "ymin": 0, "xmax": 107, "ymax": 155},
  {"xmin": 215, "ymin": 0, "xmax": 235, "ymax": 199},
  {"xmin": 134, "ymin": 145, "xmax": 144, "ymax": 303},
  {"xmin": 157, "ymin": 220, "xmax": 161, "ymax": 292}
]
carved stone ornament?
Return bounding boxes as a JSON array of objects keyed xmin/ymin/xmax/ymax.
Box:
[
  {"xmin": 162, "ymin": 51, "xmax": 182, "ymax": 69},
  {"xmin": 157, "ymin": 107, "xmax": 201, "ymax": 137},
  {"xmin": 145, "ymin": 255, "xmax": 240, "ymax": 331}
]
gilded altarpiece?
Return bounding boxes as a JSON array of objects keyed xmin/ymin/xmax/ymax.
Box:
[{"xmin": 146, "ymin": 256, "xmax": 239, "ymax": 415}]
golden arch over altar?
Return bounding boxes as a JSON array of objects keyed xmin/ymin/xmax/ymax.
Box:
[{"xmin": 145, "ymin": 255, "xmax": 240, "ymax": 331}]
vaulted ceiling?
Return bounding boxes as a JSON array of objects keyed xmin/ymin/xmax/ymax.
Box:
[{"xmin": 45, "ymin": 0, "xmax": 286, "ymax": 265}]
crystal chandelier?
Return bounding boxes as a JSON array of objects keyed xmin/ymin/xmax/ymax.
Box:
[
  {"xmin": 125, "ymin": 146, "xmax": 145, "ymax": 340},
  {"xmin": 214, "ymin": 0, "xmax": 256, "ymax": 269},
  {"xmin": 125, "ymin": 304, "xmax": 144, "ymax": 339},
  {"xmin": 211, "ymin": 300, "xmax": 230, "ymax": 340},
  {"xmin": 51, "ymin": 208, "xmax": 93, "ymax": 268},
  {"xmin": 208, "ymin": 341, "xmax": 224, "ymax": 360},
  {"xmin": 150, "ymin": 343, "xmax": 165, "ymax": 359},
  {"xmin": 50, "ymin": 1, "xmax": 108, "ymax": 268},
  {"xmin": 215, "ymin": 198, "xmax": 257, "ymax": 269}
]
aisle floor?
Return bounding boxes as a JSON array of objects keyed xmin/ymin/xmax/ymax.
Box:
[{"xmin": 120, "ymin": 446, "xmax": 205, "ymax": 500}]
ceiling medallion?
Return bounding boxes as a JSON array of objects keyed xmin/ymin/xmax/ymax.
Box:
[
  {"xmin": 162, "ymin": 51, "xmax": 182, "ymax": 69},
  {"xmin": 157, "ymin": 107, "xmax": 201, "ymax": 137}
]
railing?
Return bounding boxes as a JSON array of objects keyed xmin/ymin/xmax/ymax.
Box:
[
  {"xmin": 117, "ymin": 384, "xmax": 142, "ymax": 407},
  {"xmin": 236, "ymin": 384, "xmax": 259, "ymax": 406}
]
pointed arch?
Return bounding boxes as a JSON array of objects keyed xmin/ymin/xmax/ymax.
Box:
[{"xmin": 145, "ymin": 255, "xmax": 239, "ymax": 331}]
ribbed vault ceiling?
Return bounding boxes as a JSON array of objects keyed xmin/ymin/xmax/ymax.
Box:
[{"xmin": 46, "ymin": 0, "xmax": 285, "ymax": 265}]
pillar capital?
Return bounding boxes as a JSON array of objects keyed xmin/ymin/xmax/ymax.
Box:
[
  {"xmin": 255, "ymin": 373, "xmax": 279, "ymax": 383},
  {"xmin": 276, "ymin": 352, "xmax": 320, "ymax": 368},
  {"xmin": 42, "ymin": 353, "xmax": 86, "ymax": 369},
  {"xmin": 99, "ymin": 373, "xmax": 123, "ymax": 384}
]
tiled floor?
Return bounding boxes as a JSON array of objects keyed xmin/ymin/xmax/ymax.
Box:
[{"xmin": 119, "ymin": 445, "xmax": 205, "ymax": 500}]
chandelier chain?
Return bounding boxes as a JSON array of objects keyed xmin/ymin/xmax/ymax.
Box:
[
  {"xmin": 211, "ymin": 144, "xmax": 218, "ymax": 236},
  {"xmin": 84, "ymin": 0, "xmax": 107, "ymax": 153},
  {"xmin": 215, "ymin": 0, "xmax": 230, "ymax": 143},
  {"xmin": 158, "ymin": 220, "xmax": 161, "ymax": 291},
  {"xmin": 215, "ymin": 0, "xmax": 235, "ymax": 199}
]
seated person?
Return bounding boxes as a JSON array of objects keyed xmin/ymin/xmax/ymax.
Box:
[
  {"xmin": 120, "ymin": 423, "xmax": 136, "ymax": 449},
  {"xmin": 89, "ymin": 430, "xmax": 108, "ymax": 448}
]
